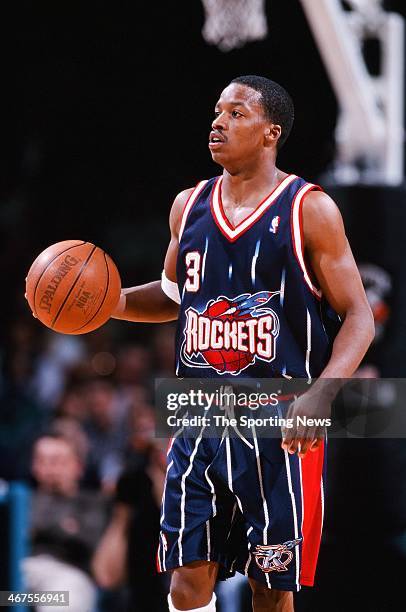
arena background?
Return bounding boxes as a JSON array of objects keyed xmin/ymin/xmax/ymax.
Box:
[{"xmin": 1, "ymin": 2, "xmax": 406, "ymax": 611}]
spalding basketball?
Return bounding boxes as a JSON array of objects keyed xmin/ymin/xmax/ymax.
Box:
[{"xmin": 25, "ymin": 240, "xmax": 121, "ymax": 334}]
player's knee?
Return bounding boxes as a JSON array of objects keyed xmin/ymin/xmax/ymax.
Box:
[
  {"xmin": 170, "ymin": 564, "xmax": 216, "ymax": 609},
  {"xmin": 170, "ymin": 579, "xmax": 201, "ymax": 609}
]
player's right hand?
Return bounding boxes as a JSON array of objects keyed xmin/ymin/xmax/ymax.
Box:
[{"xmin": 281, "ymin": 389, "xmax": 331, "ymax": 458}]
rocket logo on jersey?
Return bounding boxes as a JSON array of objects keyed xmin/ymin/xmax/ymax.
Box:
[{"xmin": 180, "ymin": 291, "xmax": 280, "ymax": 375}]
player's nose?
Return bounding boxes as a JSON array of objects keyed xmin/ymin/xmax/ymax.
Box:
[{"xmin": 212, "ymin": 112, "xmax": 227, "ymax": 131}]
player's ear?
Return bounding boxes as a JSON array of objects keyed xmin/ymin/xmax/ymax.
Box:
[{"xmin": 264, "ymin": 123, "xmax": 281, "ymax": 148}]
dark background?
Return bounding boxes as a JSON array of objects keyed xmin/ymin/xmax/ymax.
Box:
[
  {"xmin": 0, "ymin": 0, "xmax": 349, "ymax": 330},
  {"xmin": 1, "ymin": 1, "xmax": 406, "ymax": 610},
  {"xmin": 1, "ymin": 1, "xmax": 404, "ymax": 314}
]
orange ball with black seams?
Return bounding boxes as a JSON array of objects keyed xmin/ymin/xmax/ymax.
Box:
[{"xmin": 25, "ymin": 240, "xmax": 121, "ymax": 334}]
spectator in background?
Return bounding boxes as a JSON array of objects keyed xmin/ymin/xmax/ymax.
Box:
[
  {"xmin": 31, "ymin": 333, "xmax": 86, "ymax": 411},
  {"xmin": 115, "ymin": 344, "xmax": 152, "ymax": 403},
  {"xmin": 22, "ymin": 419, "xmax": 110, "ymax": 612},
  {"xmin": 56, "ymin": 384, "xmax": 88, "ymax": 424},
  {"xmin": 0, "ymin": 318, "xmax": 45, "ymax": 481},
  {"xmin": 3, "ymin": 318, "xmax": 42, "ymax": 392},
  {"xmin": 115, "ymin": 344, "xmax": 151, "ymax": 385},
  {"xmin": 92, "ymin": 405, "xmax": 168, "ymax": 611},
  {"xmin": 122, "ymin": 391, "xmax": 157, "ymax": 468},
  {"xmin": 82, "ymin": 377, "xmax": 127, "ymax": 494}
]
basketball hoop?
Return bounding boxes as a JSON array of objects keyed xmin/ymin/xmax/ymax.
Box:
[{"xmin": 201, "ymin": 0, "xmax": 268, "ymax": 52}]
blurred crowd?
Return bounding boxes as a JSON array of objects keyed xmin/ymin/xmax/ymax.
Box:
[{"xmin": 0, "ymin": 313, "xmax": 176, "ymax": 611}]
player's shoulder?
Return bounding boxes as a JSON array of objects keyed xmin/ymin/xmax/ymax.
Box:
[
  {"xmin": 302, "ymin": 188, "xmax": 343, "ymax": 224},
  {"xmin": 169, "ymin": 187, "xmax": 195, "ymax": 237},
  {"xmin": 172, "ymin": 187, "xmax": 195, "ymax": 213},
  {"xmin": 302, "ymin": 188, "xmax": 345, "ymax": 246},
  {"xmin": 169, "ymin": 178, "xmax": 213, "ymax": 236}
]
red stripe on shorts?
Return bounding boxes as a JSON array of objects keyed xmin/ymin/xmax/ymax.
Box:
[
  {"xmin": 299, "ymin": 441, "xmax": 324, "ymax": 586},
  {"xmin": 156, "ymin": 545, "xmax": 162, "ymax": 573}
]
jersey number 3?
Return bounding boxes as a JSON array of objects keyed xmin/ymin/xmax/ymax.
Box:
[{"xmin": 185, "ymin": 251, "xmax": 201, "ymax": 292}]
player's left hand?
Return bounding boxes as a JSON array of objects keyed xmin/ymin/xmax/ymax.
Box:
[{"xmin": 280, "ymin": 387, "xmax": 332, "ymax": 458}]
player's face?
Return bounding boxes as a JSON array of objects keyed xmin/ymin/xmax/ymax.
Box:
[{"xmin": 209, "ymin": 83, "xmax": 274, "ymax": 168}]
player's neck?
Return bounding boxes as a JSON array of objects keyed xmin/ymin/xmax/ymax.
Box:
[{"xmin": 221, "ymin": 162, "xmax": 285, "ymax": 206}]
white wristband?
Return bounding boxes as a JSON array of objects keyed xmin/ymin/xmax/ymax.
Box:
[{"xmin": 161, "ymin": 270, "xmax": 181, "ymax": 304}]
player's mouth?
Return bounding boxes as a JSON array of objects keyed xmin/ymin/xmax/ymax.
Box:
[{"xmin": 209, "ymin": 131, "xmax": 226, "ymax": 150}]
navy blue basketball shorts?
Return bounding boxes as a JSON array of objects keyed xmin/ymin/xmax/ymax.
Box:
[{"xmin": 157, "ymin": 420, "xmax": 326, "ymax": 592}]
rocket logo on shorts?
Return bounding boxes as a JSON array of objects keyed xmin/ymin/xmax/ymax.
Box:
[
  {"xmin": 253, "ymin": 538, "xmax": 302, "ymax": 573},
  {"xmin": 180, "ymin": 291, "xmax": 280, "ymax": 375}
]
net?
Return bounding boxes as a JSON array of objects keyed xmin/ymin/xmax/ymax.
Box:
[{"xmin": 201, "ymin": 0, "xmax": 268, "ymax": 52}]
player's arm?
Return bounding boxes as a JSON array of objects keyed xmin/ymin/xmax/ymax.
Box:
[
  {"xmin": 111, "ymin": 188, "xmax": 193, "ymax": 323},
  {"xmin": 282, "ymin": 191, "xmax": 375, "ymax": 457},
  {"xmin": 303, "ymin": 190, "xmax": 375, "ymax": 377}
]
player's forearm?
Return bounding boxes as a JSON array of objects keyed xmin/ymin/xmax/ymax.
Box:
[
  {"xmin": 318, "ymin": 306, "xmax": 375, "ymax": 381},
  {"xmin": 112, "ymin": 280, "xmax": 179, "ymax": 323}
]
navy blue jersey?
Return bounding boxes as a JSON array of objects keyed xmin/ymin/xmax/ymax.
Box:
[{"xmin": 175, "ymin": 174, "xmax": 340, "ymax": 379}]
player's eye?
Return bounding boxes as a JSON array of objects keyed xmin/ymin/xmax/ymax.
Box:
[
  {"xmin": 232, "ymin": 110, "xmax": 243, "ymax": 118},
  {"xmin": 214, "ymin": 110, "xmax": 221, "ymax": 117}
]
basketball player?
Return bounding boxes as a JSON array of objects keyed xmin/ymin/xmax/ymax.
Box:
[{"xmin": 113, "ymin": 76, "xmax": 374, "ymax": 611}]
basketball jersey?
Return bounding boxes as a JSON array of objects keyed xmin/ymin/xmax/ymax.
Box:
[{"xmin": 175, "ymin": 174, "xmax": 340, "ymax": 379}]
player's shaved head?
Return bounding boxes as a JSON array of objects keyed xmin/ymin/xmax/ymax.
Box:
[{"xmin": 230, "ymin": 75, "xmax": 294, "ymax": 149}]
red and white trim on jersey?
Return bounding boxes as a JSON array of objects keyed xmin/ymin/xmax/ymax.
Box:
[
  {"xmin": 290, "ymin": 183, "xmax": 322, "ymax": 299},
  {"xmin": 211, "ymin": 174, "xmax": 297, "ymax": 243},
  {"xmin": 299, "ymin": 441, "xmax": 325, "ymax": 587},
  {"xmin": 178, "ymin": 180, "xmax": 209, "ymax": 242}
]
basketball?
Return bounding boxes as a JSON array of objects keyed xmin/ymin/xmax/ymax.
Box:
[{"xmin": 25, "ymin": 240, "xmax": 121, "ymax": 334}]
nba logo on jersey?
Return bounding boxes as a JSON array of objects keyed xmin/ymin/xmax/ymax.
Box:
[
  {"xmin": 270, "ymin": 215, "xmax": 280, "ymax": 234},
  {"xmin": 181, "ymin": 291, "xmax": 280, "ymax": 375}
]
